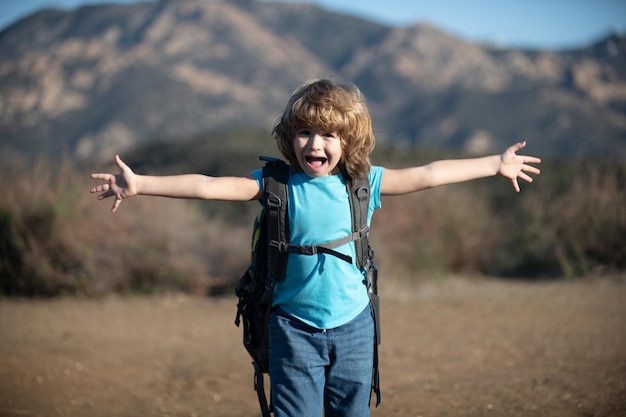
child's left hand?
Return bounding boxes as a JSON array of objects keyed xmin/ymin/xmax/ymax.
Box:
[{"xmin": 499, "ymin": 141, "xmax": 541, "ymax": 192}]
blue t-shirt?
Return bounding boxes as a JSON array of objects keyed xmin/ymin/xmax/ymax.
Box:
[{"xmin": 252, "ymin": 165, "xmax": 384, "ymax": 329}]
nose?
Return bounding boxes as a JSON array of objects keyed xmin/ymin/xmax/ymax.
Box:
[{"xmin": 306, "ymin": 132, "xmax": 324, "ymax": 150}]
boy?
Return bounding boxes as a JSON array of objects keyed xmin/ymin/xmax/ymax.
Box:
[{"xmin": 91, "ymin": 79, "xmax": 541, "ymax": 416}]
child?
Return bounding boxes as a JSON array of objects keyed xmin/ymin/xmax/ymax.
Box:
[{"xmin": 91, "ymin": 79, "xmax": 541, "ymax": 417}]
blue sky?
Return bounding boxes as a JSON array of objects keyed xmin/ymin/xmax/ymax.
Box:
[{"xmin": 1, "ymin": 0, "xmax": 625, "ymax": 49}]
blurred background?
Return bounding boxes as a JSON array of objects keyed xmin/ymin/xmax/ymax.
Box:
[{"xmin": 0, "ymin": 0, "xmax": 625, "ymax": 297}]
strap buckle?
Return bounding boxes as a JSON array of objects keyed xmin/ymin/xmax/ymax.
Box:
[{"xmin": 298, "ymin": 246, "xmax": 317, "ymax": 256}]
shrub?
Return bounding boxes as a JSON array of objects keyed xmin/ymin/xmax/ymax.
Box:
[
  {"xmin": 548, "ymin": 161, "xmax": 626, "ymax": 276},
  {"xmin": 1, "ymin": 146, "xmax": 623, "ymax": 297}
]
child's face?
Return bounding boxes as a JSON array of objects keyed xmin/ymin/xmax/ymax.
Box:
[{"xmin": 293, "ymin": 127, "xmax": 343, "ymax": 177}]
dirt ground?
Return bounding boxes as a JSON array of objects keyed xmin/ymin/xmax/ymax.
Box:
[{"xmin": 1, "ymin": 277, "xmax": 625, "ymax": 417}]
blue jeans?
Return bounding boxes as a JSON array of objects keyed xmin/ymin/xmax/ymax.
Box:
[{"xmin": 268, "ymin": 305, "xmax": 374, "ymax": 417}]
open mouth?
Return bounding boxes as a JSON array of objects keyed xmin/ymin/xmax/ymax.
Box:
[{"xmin": 305, "ymin": 156, "xmax": 328, "ymax": 168}]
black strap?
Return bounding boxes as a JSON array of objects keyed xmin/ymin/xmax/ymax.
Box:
[
  {"xmin": 368, "ymin": 268, "xmax": 382, "ymax": 407},
  {"xmin": 348, "ymin": 179, "xmax": 371, "ymax": 270},
  {"xmin": 268, "ymin": 226, "xmax": 369, "ymax": 265},
  {"xmin": 349, "ymin": 177, "xmax": 382, "ymax": 407},
  {"xmin": 253, "ymin": 362, "xmax": 271, "ymax": 417},
  {"xmin": 254, "ymin": 157, "xmax": 288, "ymax": 417},
  {"xmin": 262, "ymin": 158, "xmax": 290, "ymax": 283},
  {"xmin": 372, "ymin": 336, "xmax": 381, "ymax": 406}
]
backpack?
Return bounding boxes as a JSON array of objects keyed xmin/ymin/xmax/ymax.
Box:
[{"xmin": 235, "ymin": 156, "xmax": 381, "ymax": 417}]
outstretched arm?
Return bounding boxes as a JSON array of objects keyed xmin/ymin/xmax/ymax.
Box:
[
  {"xmin": 381, "ymin": 141, "xmax": 541, "ymax": 195},
  {"xmin": 90, "ymin": 155, "xmax": 261, "ymax": 212}
]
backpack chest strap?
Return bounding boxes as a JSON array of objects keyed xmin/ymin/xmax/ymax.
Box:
[{"xmin": 269, "ymin": 226, "xmax": 369, "ymax": 265}]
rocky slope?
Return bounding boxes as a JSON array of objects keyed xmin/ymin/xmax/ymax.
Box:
[{"xmin": 0, "ymin": 0, "xmax": 624, "ymax": 161}]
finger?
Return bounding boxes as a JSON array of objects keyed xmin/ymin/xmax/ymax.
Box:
[
  {"xmin": 97, "ymin": 191, "xmax": 114, "ymax": 200},
  {"xmin": 115, "ymin": 154, "xmax": 129, "ymax": 171},
  {"xmin": 522, "ymin": 164, "xmax": 541, "ymax": 175},
  {"xmin": 111, "ymin": 197, "xmax": 122, "ymax": 213},
  {"xmin": 508, "ymin": 141, "xmax": 526, "ymax": 153},
  {"xmin": 512, "ymin": 178, "xmax": 521, "ymax": 193},
  {"xmin": 520, "ymin": 156, "xmax": 541, "ymax": 164},
  {"xmin": 91, "ymin": 172, "xmax": 112, "ymax": 181},
  {"xmin": 90, "ymin": 183, "xmax": 109, "ymax": 193},
  {"xmin": 518, "ymin": 172, "xmax": 533, "ymax": 183}
]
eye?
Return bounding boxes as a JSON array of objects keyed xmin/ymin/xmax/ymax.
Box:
[{"xmin": 297, "ymin": 129, "xmax": 311, "ymax": 136}]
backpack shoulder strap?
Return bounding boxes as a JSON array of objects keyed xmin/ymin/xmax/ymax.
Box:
[
  {"xmin": 347, "ymin": 177, "xmax": 371, "ymax": 270},
  {"xmin": 260, "ymin": 156, "xmax": 290, "ymax": 283},
  {"xmin": 251, "ymin": 156, "xmax": 289, "ymax": 417},
  {"xmin": 348, "ymin": 175, "xmax": 382, "ymax": 407}
]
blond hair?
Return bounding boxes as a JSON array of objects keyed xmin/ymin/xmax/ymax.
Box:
[{"xmin": 272, "ymin": 79, "xmax": 375, "ymax": 182}]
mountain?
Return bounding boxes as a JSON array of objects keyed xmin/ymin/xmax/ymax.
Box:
[{"xmin": 0, "ymin": 0, "xmax": 624, "ymax": 162}]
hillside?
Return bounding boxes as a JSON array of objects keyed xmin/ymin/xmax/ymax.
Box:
[{"xmin": 0, "ymin": 0, "xmax": 625, "ymax": 161}]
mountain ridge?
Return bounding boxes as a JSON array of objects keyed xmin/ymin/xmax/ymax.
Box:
[{"xmin": 1, "ymin": 0, "xmax": 624, "ymax": 162}]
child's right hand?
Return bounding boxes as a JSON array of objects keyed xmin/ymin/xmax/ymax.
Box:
[{"xmin": 90, "ymin": 155, "xmax": 138, "ymax": 212}]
